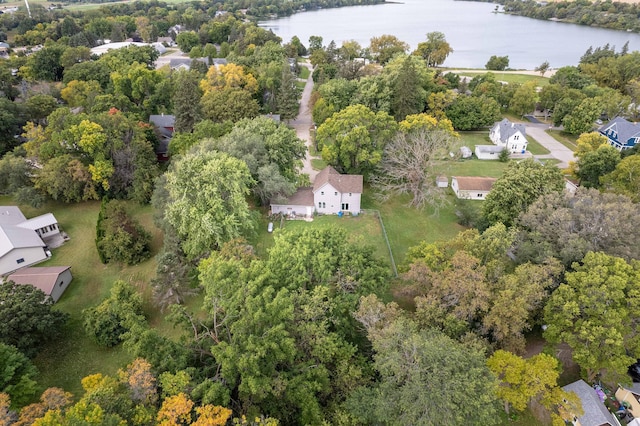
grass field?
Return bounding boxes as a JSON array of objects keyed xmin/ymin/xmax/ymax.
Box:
[
  {"xmin": 0, "ymin": 197, "xmax": 179, "ymax": 396},
  {"xmin": 526, "ymin": 136, "xmax": 551, "ymax": 155},
  {"xmin": 548, "ymin": 129, "xmax": 578, "ymax": 151},
  {"xmin": 298, "ymin": 66, "xmax": 310, "ymax": 80},
  {"xmin": 456, "ymin": 71, "xmax": 550, "ymax": 87}
]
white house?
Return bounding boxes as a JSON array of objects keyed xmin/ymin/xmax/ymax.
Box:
[
  {"xmin": 451, "ymin": 176, "xmax": 497, "ymax": 200},
  {"xmin": 562, "ymin": 380, "xmax": 619, "ymax": 426},
  {"xmin": 489, "ymin": 118, "xmax": 528, "ymax": 154},
  {"xmin": 0, "ymin": 206, "xmax": 59, "ymax": 276},
  {"xmin": 271, "ymin": 166, "xmax": 363, "ymax": 216},
  {"xmin": 6, "ymin": 266, "xmax": 72, "ymax": 303},
  {"xmin": 475, "ymin": 145, "xmax": 504, "ymax": 160}
]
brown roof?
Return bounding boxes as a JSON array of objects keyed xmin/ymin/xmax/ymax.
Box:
[
  {"xmin": 272, "ymin": 187, "xmax": 314, "ymax": 206},
  {"xmin": 7, "ymin": 266, "xmax": 70, "ymax": 296},
  {"xmin": 313, "ymin": 166, "xmax": 363, "ymax": 194},
  {"xmin": 453, "ymin": 176, "xmax": 497, "ymax": 191}
]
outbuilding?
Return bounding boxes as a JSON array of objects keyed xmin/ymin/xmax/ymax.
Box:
[
  {"xmin": 7, "ymin": 266, "xmax": 72, "ymax": 302},
  {"xmin": 451, "ymin": 176, "xmax": 497, "ymax": 200}
]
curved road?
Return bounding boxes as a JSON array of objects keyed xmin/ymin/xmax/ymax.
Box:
[{"xmin": 289, "ymin": 62, "xmax": 318, "ymax": 182}]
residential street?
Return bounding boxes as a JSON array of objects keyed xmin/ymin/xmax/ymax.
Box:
[
  {"xmin": 525, "ymin": 123, "xmax": 576, "ymax": 169},
  {"xmin": 289, "ymin": 62, "xmax": 318, "ymax": 182}
]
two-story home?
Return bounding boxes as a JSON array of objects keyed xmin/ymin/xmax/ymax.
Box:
[
  {"xmin": 0, "ymin": 206, "xmax": 60, "ymax": 276},
  {"xmin": 598, "ymin": 117, "xmax": 640, "ymax": 151},
  {"xmin": 489, "ymin": 118, "xmax": 528, "ymax": 154},
  {"xmin": 562, "ymin": 380, "xmax": 619, "ymax": 426},
  {"xmin": 270, "ymin": 166, "xmax": 363, "ymax": 216}
]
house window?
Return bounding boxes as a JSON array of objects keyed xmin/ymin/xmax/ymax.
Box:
[
  {"xmin": 16, "ymin": 258, "xmax": 24, "ymax": 264},
  {"xmin": 349, "ymin": 193, "xmax": 352, "ymax": 196},
  {"xmin": 477, "ymin": 194, "xmax": 484, "ymax": 198},
  {"xmin": 59, "ymin": 280, "xmax": 64, "ymax": 287},
  {"xmin": 321, "ymin": 191, "xmax": 324, "ymax": 195},
  {"xmin": 341, "ymin": 203, "xmax": 349, "ymax": 210},
  {"xmin": 318, "ymin": 202, "xmax": 322, "ymax": 208},
  {"xmin": 322, "ymin": 202, "xmax": 326, "ymax": 208},
  {"xmin": 334, "ymin": 192, "xmax": 338, "ymax": 196},
  {"xmin": 50, "ymin": 225, "xmax": 55, "ymax": 231}
]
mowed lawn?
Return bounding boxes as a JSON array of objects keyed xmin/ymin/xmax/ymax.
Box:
[
  {"xmin": 0, "ymin": 197, "xmax": 176, "ymax": 396},
  {"xmin": 455, "ymin": 71, "xmax": 549, "ymax": 87}
]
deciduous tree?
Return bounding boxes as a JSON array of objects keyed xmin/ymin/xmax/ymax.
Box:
[
  {"xmin": 413, "ymin": 31, "xmax": 453, "ymax": 67},
  {"xmin": 485, "ymin": 55, "xmax": 509, "ymax": 71},
  {"xmin": 369, "ymin": 34, "xmax": 408, "ymax": 65},
  {"xmin": 0, "ymin": 343, "xmax": 38, "ymax": 406},
  {"xmin": 544, "ymin": 251, "xmax": 640, "ymax": 382}
]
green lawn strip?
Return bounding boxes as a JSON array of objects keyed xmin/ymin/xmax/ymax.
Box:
[
  {"xmin": 548, "ymin": 129, "xmax": 578, "ymax": 152},
  {"xmin": 0, "ymin": 197, "xmax": 179, "ymax": 396},
  {"xmin": 497, "ymin": 408, "xmax": 544, "ymax": 426},
  {"xmin": 296, "ymin": 81, "xmax": 306, "ymax": 90},
  {"xmin": 298, "ymin": 66, "xmax": 310, "ymax": 79},
  {"xmin": 456, "ymin": 71, "xmax": 549, "ymax": 86},
  {"xmin": 525, "ymin": 135, "xmax": 550, "ymax": 155},
  {"xmin": 311, "ymin": 158, "xmax": 327, "ymax": 170},
  {"xmin": 435, "ymin": 159, "xmax": 509, "ymax": 178}
]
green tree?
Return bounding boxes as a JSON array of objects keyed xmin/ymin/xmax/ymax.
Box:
[
  {"xmin": 350, "ymin": 306, "xmax": 499, "ymax": 425},
  {"xmin": 483, "ymin": 159, "xmax": 564, "ymax": 227},
  {"xmin": 25, "ymin": 95, "xmax": 58, "ymax": 125},
  {"xmin": 28, "ymin": 44, "xmax": 66, "ymax": 81},
  {"xmin": 487, "ymin": 350, "xmax": 580, "ymax": 423},
  {"xmin": 201, "ymin": 88, "xmax": 259, "ymax": 123},
  {"xmin": 275, "ymin": 64, "xmax": 301, "ymax": 120},
  {"xmin": 535, "ymin": 60, "xmax": 550, "ymax": 76},
  {"xmin": 96, "ymin": 200, "xmax": 152, "ymax": 265},
  {"xmin": 163, "ymin": 151, "xmax": 255, "ymax": 259},
  {"xmin": 517, "ymin": 189, "xmax": 640, "ymax": 265},
  {"xmin": 0, "ymin": 343, "xmax": 38, "ymax": 406},
  {"xmin": 445, "ymin": 95, "xmax": 501, "ymax": 130},
  {"xmin": 573, "ymin": 144, "xmax": 620, "ymax": 188},
  {"xmin": 0, "ymin": 152, "xmax": 33, "ymax": 196},
  {"xmin": 83, "ymin": 281, "xmax": 145, "ymax": 347},
  {"xmin": 0, "ymin": 282, "xmax": 68, "ymax": 357},
  {"xmin": 602, "ymin": 154, "xmax": 640, "ymax": 201},
  {"xmin": 176, "ymin": 31, "xmax": 200, "ymax": 54},
  {"xmin": 172, "ymin": 70, "xmax": 202, "ymax": 133},
  {"xmin": 369, "ymin": 34, "xmax": 408, "ymax": 65},
  {"xmin": 413, "ymin": 31, "xmax": 453, "ymax": 67},
  {"xmin": 509, "ymin": 81, "xmax": 538, "ymax": 117},
  {"xmin": 544, "ymin": 251, "xmax": 640, "ymax": 383},
  {"xmin": 317, "ymin": 104, "xmax": 397, "ymax": 176},
  {"xmin": 485, "ymin": 55, "xmax": 509, "ymax": 71},
  {"xmin": 562, "ymin": 97, "xmax": 601, "ymax": 135},
  {"xmin": 391, "ymin": 56, "xmax": 425, "ymax": 120}
]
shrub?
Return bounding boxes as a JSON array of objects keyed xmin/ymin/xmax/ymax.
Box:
[{"xmin": 96, "ymin": 200, "xmax": 151, "ymax": 265}]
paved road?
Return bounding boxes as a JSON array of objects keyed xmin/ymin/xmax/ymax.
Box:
[
  {"xmin": 525, "ymin": 123, "xmax": 575, "ymax": 169},
  {"xmin": 289, "ymin": 62, "xmax": 318, "ymax": 182}
]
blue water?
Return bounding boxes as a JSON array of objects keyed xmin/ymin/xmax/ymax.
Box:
[{"xmin": 260, "ymin": 0, "xmax": 640, "ymax": 69}]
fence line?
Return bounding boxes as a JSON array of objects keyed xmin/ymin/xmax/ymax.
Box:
[{"xmin": 363, "ymin": 209, "xmax": 398, "ymax": 277}]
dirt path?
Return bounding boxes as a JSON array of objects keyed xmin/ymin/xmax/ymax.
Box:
[{"xmin": 289, "ymin": 61, "xmax": 318, "ymax": 182}]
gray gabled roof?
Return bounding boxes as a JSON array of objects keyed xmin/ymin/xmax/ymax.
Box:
[
  {"xmin": 562, "ymin": 380, "xmax": 616, "ymax": 426},
  {"xmin": 492, "ymin": 118, "xmax": 527, "ymax": 142},
  {"xmin": 599, "ymin": 116, "xmax": 640, "ymax": 143},
  {"xmin": 149, "ymin": 114, "xmax": 175, "ymax": 129},
  {"xmin": 0, "ymin": 207, "xmax": 50, "ymax": 258}
]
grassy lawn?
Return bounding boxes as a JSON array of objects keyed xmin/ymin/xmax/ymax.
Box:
[
  {"xmin": 456, "ymin": 71, "xmax": 549, "ymax": 87},
  {"xmin": 460, "ymin": 131, "xmax": 491, "ymax": 147},
  {"xmin": 526, "ymin": 136, "xmax": 551, "ymax": 155},
  {"xmin": 0, "ymin": 197, "xmax": 179, "ymax": 396},
  {"xmin": 436, "ymin": 159, "xmax": 509, "ymax": 178},
  {"xmin": 298, "ymin": 66, "xmax": 310, "ymax": 79},
  {"xmin": 311, "ymin": 158, "xmax": 327, "ymax": 170},
  {"xmin": 548, "ymin": 130, "xmax": 578, "ymax": 152},
  {"xmin": 296, "ymin": 81, "xmax": 306, "ymax": 90}
]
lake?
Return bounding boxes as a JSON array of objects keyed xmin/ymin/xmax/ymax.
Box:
[{"xmin": 259, "ymin": 0, "xmax": 640, "ymax": 69}]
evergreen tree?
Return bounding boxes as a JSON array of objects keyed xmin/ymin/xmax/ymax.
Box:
[
  {"xmin": 172, "ymin": 70, "xmax": 202, "ymax": 133},
  {"xmin": 275, "ymin": 63, "xmax": 301, "ymax": 120},
  {"xmin": 391, "ymin": 57, "xmax": 424, "ymax": 120}
]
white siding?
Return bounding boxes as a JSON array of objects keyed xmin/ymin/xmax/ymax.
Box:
[
  {"xmin": 451, "ymin": 178, "xmax": 490, "ymax": 200},
  {"xmin": 315, "ymin": 183, "xmax": 343, "ymax": 214},
  {"xmin": 339, "ymin": 192, "xmax": 361, "ymax": 214},
  {"xmin": 270, "ymin": 204, "xmax": 311, "ymax": 215},
  {"xmin": 0, "ymin": 247, "xmax": 49, "ymax": 276},
  {"xmin": 50, "ymin": 269, "xmax": 72, "ymax": 302}
]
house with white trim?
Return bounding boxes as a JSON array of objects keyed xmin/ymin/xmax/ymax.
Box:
[
  {"xmin": 598, "ymin": 116, "xmax": 640, "ymax": 151},
  {"xmin": 489, "ymin": 118, "xmax": 528, "ymax": 154},
  {"xmin": 0, "ymin": 206, "xmax": 59, "ymax": 276},
  {"xmin": 451, "ymin": 176, "xmax": 497, "ymax": 200},
  {"xmin": 270, "ymin": 166, "xmax": 363, "ymax": 216}
]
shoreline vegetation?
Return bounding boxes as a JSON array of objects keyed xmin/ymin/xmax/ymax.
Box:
[{"xmin": 465, "ymin": 0, "xmax": 640, "ymax": 33}]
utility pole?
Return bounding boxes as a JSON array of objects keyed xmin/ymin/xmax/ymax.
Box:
[{"xmin": 24, "ymin": 0, "xmax": 31, "ymax": 18}]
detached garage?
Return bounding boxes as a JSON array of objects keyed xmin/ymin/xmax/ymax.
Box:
[{"xmin": 7, "ymin": 266, "xmax": 72, "ymax": 302}]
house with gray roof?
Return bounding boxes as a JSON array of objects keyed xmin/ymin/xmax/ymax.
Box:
[
  {"xmin": 562, "ymin": 380, "xmax": 619, "ymax": 426},
  {"xmin": 598, "ymin": 116, "xmax": 640, "ymax": 151},
  {"xmin": 0, "ymin": 206, "xmax": 60, "ymax": 276},
  {"xmin": 489, "ymin": 118, "xmax": 528, "ymax": 154},
  {"xmin": 270, "ymin": 166, "xmax": 363, "ymax": 216}
]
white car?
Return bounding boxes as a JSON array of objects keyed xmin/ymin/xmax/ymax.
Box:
[{"xmin": 267, "ymin": 222, "xmax": 274, "ymax": 233}]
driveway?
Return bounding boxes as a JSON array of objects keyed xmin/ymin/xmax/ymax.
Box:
[
  {"xmin": 288, "ymin": 61, "xmax": 318, "ymax": 182},
  {"xmin": 525, "ymin": 123, "xmax": 575, "ymax": 169}
]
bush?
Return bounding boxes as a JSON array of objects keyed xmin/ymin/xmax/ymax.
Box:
[
  {"xmin": 96, "ymin": 200, "xmax": 152, "ymax": 265},
  {"xmin": 498, "ymin": 148, "xmax": 510, "ymax": 162},
  {"xmin": 83, "ymin": 281, "xmax": 145, "ymax": 347}
]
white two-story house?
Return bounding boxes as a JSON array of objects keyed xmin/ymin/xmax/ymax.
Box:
[
  {"xmin": 489, "ymin": 118, "xmax": 528, "ymax": 154},
  {"xmin": 270, "ymin": 166, "xmax": 363, "ymax": 216}
]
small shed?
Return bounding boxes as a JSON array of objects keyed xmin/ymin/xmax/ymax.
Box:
[
  {"xmin": 436, "ymin": 176, "xmax": 449, "ymax": 188},
  {"xmin": 7, "ymin": 266, "xmax": 72, "ymax": 302},
  {"xmin": 460, "ymin": 146, "xmax": 472, "ymax": 158}
]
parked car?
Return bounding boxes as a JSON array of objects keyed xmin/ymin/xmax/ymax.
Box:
[{"xmin": 267, "ymin": 222, "xmax": 273, "ymax": 233}]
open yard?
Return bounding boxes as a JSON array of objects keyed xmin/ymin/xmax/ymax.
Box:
[
  {"xmin": 0, "ymin": 196, "xmax": 184, "ymax": 396},
  {"xmin": 455, "ymin": 71, "xmax": 550, "ymax": 87},
  {"xmin": 548, "ymin": 129, "xmax": 578, "ymax": 152}
]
